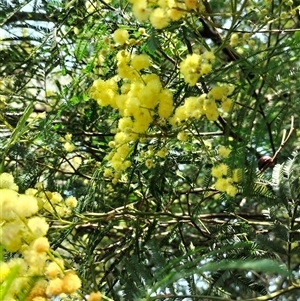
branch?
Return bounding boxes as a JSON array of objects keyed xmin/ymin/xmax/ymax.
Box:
[
  {"xmin": 3, "ymin": 12, "xmax": 59, "ymax": 25},
  {"xmin": 149, "ymin": 285, "xmax": 300, "ymax": 300}
]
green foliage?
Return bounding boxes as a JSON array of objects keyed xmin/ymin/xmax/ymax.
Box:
[{"xmin": 1, "ymin": 0, "xmax": 300, "ymax": 300}]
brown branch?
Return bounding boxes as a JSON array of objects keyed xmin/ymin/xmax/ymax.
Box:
[{"xmin": 3, "ymin": 12, "xmax": 59, "ymax": 24}]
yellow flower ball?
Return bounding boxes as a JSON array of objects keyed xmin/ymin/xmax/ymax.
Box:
[
  {"xmin": 45, "ymin": 259, "xmax": 64, "ymax": 279},
  {"xmin": 27, "ymin": 216, "xmax": 49, "ymax": 238},
  {"xmin": 226, "ymin": 184, "xmax": 238, "ymax": 197},
  {"xmin": 200, "ymin": 63, "xmax": 212, "ymax": 75},
  {"xmin": 131, "ymin": 54, "xmax": 150, "ymax": 71},
  {"xmin": 202, "ymin": 51, "xmax": 215, "ymax": 63},
  {"xmin": 158, "ymin": 89, "xmax": 174, "ymax": 119},
  {"xmin": 218, "ymin": 146, "xmax": 231, "ymax": 158},
  {"xmin": 145, "ymin": 159, "xmax": 155, "ymax": 169},
  {"xmin": 65, "ymin": 196, "xmax": 78, "ymax": 208},
  {"xmin": 0, "ymin": 221, "xmax": 23, "ymax": 252},
  {"xmin": 32, "ymin": 237, "xmax": 50, "ymax": 253},
  {"xmin": 150, "ymin": 8, "xmax": 170, "ymax": 29},
  {"xmin": 209, "ymin": 86, "xmax": 228, "ymax": 100},
  {"xmin": 61, "ymin": 271, "xmax": 82, "ymax": 294},
  {"xmin": 211, "ymin": 163, "xmax": 229, "ymax": 178},
  {"xmin": 16, "ymin": 194, "xmax": 39, "ymax": 218},
  {"xmin": 132, "ymin": 1, "xmax": 150, "ymax": 21},
  {"xmin": 221, "ymin": 97, "xmax": 232, "ymax": 112},
  {"xmin": 103, "ymin": 168, "xmax": 114, "ymax": 178},
  {"xmin": 230, "ymin": 33, "xmax": 239, "ymax": 47},
  {"xmin": 0, "ymin": 172, "xmax": 18, "ymax": 191},
  {"xmin": 113, "ymin": 29, "xmax": 129, "ymax": 45},
  {"xmin": 180, "ymin": 53, "xmax": 203, "ymax": 86},
  {"xmin": 0, "ymin": 189, "xmax": 19, "ymax": 220},
  {"xmin": 185, "ymin": 0, "xmax": 198, "ymax": 10},
  {"xmin": 88, "ymin": 292, "xmax": 102, "ymax": 301},
  {"xmin": 64, "ymin": 141, "xmax": 75, "ymax": 152},
  {"xmin": 46, "ymin": 278, "xmax": 63, "ymax": 296},
  {"xmin": 215, "ymin": 178, "xmax": 228, "ymax": 192},
  {"xmin": 118, "ymin": 117, "xmax": 134, "ymax": 131},
  {"xmin": 157, "ymin": 147, "xmax": 168, "ymax": 158},
  {"xmin": 177, "ymin": 131, "xmax": 188, "ymax": 141}
]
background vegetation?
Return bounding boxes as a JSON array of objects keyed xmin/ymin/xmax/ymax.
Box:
[{"xmin": 1, "ymin": 0, "xmax": 300, "ymax": 300}]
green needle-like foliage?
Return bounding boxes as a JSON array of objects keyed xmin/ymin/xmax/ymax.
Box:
[{"xmin": 1, "ymin": 1, "xmax": 300, "ymax": 301}]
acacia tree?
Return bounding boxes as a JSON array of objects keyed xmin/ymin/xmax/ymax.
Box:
[{"xmin": 1, "ymin": 0, "xmax": 300, "ymax": 300}]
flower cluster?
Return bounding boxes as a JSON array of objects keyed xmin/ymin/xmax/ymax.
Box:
[
  {"xmin": 89, "ymin": 24, "xmax": 235, "ymax": 181},
  {"xmin": 210, "ymin": 152, "xmax": 242, "ymax": 197},
  {"xmin": 170, "ymin": 83, "xmax": 234, "ymax": 125},
  {"xmin": 0, "ymin": 173, "xmax": 81, "ymax": 301},
  {"xmin": 128, "ymin": 0, "xmax": 206, "ymax": 29},
  {"xmin": 89, "ymin": 48, "xmax": 174, "ymax": 178},
  {"xmin": 60, "ymin": 133, "xmax": 75, "ymax": 153},
  {"xmin": 179, "ymin": 51, "xmax": 215, "ymax": 86},
  {"xmin": 26, "ymin": 185, "xmax": 78, "ymax": 218}
]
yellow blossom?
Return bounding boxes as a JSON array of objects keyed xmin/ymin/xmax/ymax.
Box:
[
  {"xmin": 46, "ymin": 277, "xmax": 63, "ymax": 296},
  {"xmin": 150, "ymin": 8, "xmax": 170, "ymax": 29},
  {"xmin": 202, "ymin": 51, "xmax": 215, "ymax": 63},
  {"xmin": 108, "ymin": 141, "xmax": 116, "ymax": 148},
  {"xmin": 88, "ymin": 292, "xmax": 102, "ymax": 301},
  {"xmin": 226, "ymin": 184, "xmax": 238, "ymax": 197},
  {"xmin": 132, "ymin": 1, "xmax": 150, "ymax": 21},
  {"xmin": 158, "ymin": 89, "xmax": 174, "ymax": 118},
  {"xmin": 204, "ymin": 98, "xmax": 219, "ymax": 121},
  {"xmin": 173, "ymin": 106, "xmax": 188, "ymax": 123},
  {"xmin": 116, "ymin": 50, "xmax": 131, "ymax": 64},
  {"xmin": 185, "ymin": 0, "xmax": 198, "ymax": 9},
  {"xmin": 145, "ymin": 159, "xmax": 155, "ymax": 169},
  {"xmin": 50, "ymin": 192, "xmax": 63, "ymax": 204},
  {"xmin": 65, "ymin": 133, "xmax": 72, "ymax": 141},
  {"xmin": 138, "ymin": 27, "xmax": 146, "ymax": 35},
  {"xmin": 177, "ymin": 131, "xmax": 188, "ymax": 141},
  {"xmin": 218, "ymin": 146, "xmax": 231, "ymax": 158},
  {"xmin": 230, "ymin": 33, "xmax": 239, "ymax": 47},
  {"xmin": 180, "ymin": 53, "xmax": 202, "ymax": 86},
  {"xmin": 0, "ymin": 189, "xmax": 19, "ymax": 220},
  {"xmin": 64, "ymin": 141, "xmax": 75, "ymax": 152},
  {"xmin": 221, "ymin": 97, "xmax": 232, "ymax": 112},
  {"xmin": 132, "ymin": 118, "xmax": 152, "ymax": 133},
  {"xmin": 65, "ymin": 196, "xmax": 78, "ymax": 208},
  {"xmin": 209, "ymin": 86, "xmax": 228, "ymax": 100},
  {"xmin": 27, "ymin": 216, "xmax": 49, "ymax": 238},
  {"xmin": 25, "ymin": 188, "xmax": 38, "ymax": 196},
  {"xmin": 0, "ymin": 221, "xmax": 23, "ymax": 251},
  {"xmin": 113, "ymin": 29, "xmax": 129, "ymax": 45},
  {"xmin": 215, "ymin": 178, "xmax": 228, "ymax": 192},
  {"xmin": 103, "ymin": 168, "xmax": 114, "ymax": 178},
  {"xmin": 117, "ymin": 63, "xmax": 140, "ymax": 81},
  {"xmin": 201, "ymin": 63, "xmax": 212, "ymax": 75},
  {"xmin": 205, "ymin": 106, "xmax": 219, "ymax": 121},
  {"xmin": 211, "ymin": 163, "xmax": 229, "ymax": 178},
  {"xmin": 61, "ymin": 271, "xmax": 82, "ymax": 294},
  {"xmin": 0, "ymin": 172, "xmax": 18, "ymax": 191},
  {"xmin": 0, "ymin": 261, "xmax": 10, "ymax": 282},
  {"xmin": 168, "ymin": 7, "xmax": 185, "ymax": 21},
  {"xmin": 157, "ymin": 147, "xmax": 168, "ymax": 158},
  {"xmin": 45, "ymin": 259, "xmax": 64, "ymax": 279},
  {"xmin": 17, "ymin": 194, "xmax": 39, "ymax": 218},
  {"xmin": 131, "ymin": 54, "xmax": 150, "ymax": 71},
  {"xmin": 32, "ymin": 237, "xmax": 50, "ymax": 253},
  {"xmin": 27, "ymin": 279, "xmax": 47, "ymax": 301},
  {"xmin": 158, "ymin": 0, "xmax": 168, "ymax": 7}
]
